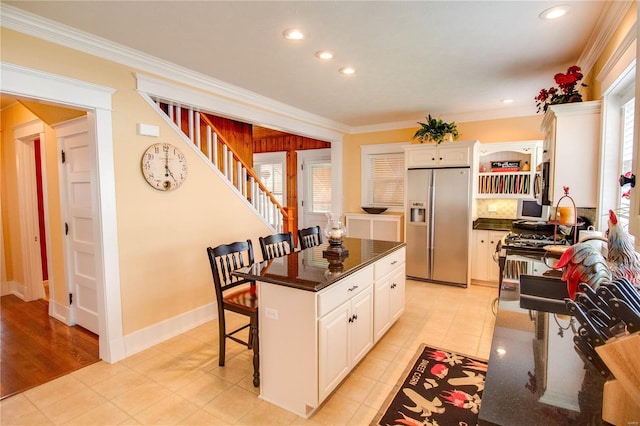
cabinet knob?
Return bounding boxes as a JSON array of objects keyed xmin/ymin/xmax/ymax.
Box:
[
  {"xmin": 431, "ymin": 157, "xmax": 436, "ymax": 161},
  {"xmin": 439, "ymin": 157, "xmax": 443, "ymax": 161},
  {"xmin": 481, "ymin": 240, "xmax": 485, "ymax": 243}
]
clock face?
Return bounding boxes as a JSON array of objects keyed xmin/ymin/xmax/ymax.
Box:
[{"xmin": 141, "ymin": 143, "xmax": 188, "ymax": 191}]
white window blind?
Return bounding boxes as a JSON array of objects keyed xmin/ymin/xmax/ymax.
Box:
[
  {"xmin": 366, "ymin": 154, "xmax": 404, "ymax": 207},
  {"xmin": 618, "ymin": 97, "xmax": 635, "ymax": 228},
  {"xmin": 309, "ymin": 163, "xmax": 332, "ymax": 213},
  {"xmin": 255, "ymin": 162, "xmax": 284, "ymax": 205}
]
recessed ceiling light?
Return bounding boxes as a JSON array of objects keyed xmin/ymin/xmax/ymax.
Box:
[
  {"xmin": 283, "ymin": 28, "xmax": 304, "ymax": 40},
  {"xmin": 539, "ymin": 5, "xmax": 569, "ymax": 20},
  {"xmin": 339, "ymin": 67, "xmax": 355, "ymax": 75},
  {"xmin": 501, "ymin": 98, "xmax": 514, "ymax": 104},
  {"xmin": 315, "ymin": 50, "xmax": 334, "ymax": 60}
]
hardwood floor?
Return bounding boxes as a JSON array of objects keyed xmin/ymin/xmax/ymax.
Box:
[{"xmin": 0, "ymin": 295, "xmax": 99, "ymax": 400}]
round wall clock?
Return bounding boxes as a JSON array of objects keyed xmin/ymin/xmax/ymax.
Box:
[{"xmin": 141, "ymin": 143, "xmax": 188, "ymax": 191}]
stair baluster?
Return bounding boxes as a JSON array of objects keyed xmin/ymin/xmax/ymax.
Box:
[{"xmin": 151, "ymin": 97, "xmax": 286, "ymax": 232}]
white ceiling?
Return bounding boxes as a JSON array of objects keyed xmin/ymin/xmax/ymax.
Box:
[{"xmin": 4, "ymin": 1, "xmax": 614, "ymax": 129}]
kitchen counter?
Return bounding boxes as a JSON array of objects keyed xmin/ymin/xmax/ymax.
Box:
[
  {"xmin": 233, "ymin": 237, "xmax": 407, "ymax": 418},
  {"xmin": 233, "ymin": 237, "xmax": 405, "ymax": 291},
  {"xmin": 473, "ymin": 218, "xmax": 514, "ymax": 231},
  {"xmin": 478, "ymin": 252, "xmax": 607, "ymax": 425}
]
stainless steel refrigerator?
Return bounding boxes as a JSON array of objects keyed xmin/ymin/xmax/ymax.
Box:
[{"xmin": 406, "ymin": 167, "xmax": 471, "ymax": 287}]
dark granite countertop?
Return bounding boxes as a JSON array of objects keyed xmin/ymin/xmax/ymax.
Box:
[
  {"xmin": 478, "ymin": 252, "xmax": 607, "ymax": 425},
  {"xmin": 473, "ymin": 218, "xmax": 514, "ymax": 231},
  {"xmin": 233, "ymin": 237, "xmax": 405, "ymax": 292}
]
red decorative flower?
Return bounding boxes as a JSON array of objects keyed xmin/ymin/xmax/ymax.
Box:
[{"xmin": 535, "ymin": 65, "xmax": 587, "ymax": 113}]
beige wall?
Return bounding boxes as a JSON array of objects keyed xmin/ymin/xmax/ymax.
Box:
[
  {"xmin": 342, "ymin": 115, "xmax": 544, "ymax": 214},
  {"xmin": 1, "ymin": 28, "xmax": 272, "ymax": 335}
]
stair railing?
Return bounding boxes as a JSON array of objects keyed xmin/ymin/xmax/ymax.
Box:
[{"xmin": 152, "ymin": 98, "xmax": 289, "ymax": 232}]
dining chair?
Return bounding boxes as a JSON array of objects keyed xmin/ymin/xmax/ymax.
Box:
[
  {"xmin": 298, "ymin": 226, "xmax": 323, "ymax": 249},
  {"xmin": 259, "ymin": 232, "xmax": 295, "ymax": 260},
  {"xmin": 206, "ymin": 239, "xmax": 259, "ymax": 387}
]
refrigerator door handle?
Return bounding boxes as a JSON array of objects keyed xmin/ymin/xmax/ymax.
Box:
[{"xmin": 428, "ymin": 177, "xmax": 435, "ymax": 279}]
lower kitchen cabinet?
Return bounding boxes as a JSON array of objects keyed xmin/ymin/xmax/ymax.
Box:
[
  {"xmin": 319, "ymin": 287, "xmax": 373, "ymax": 401},
  {"xmin": 471, "ymin": 230, "xmax": 506, "ymax": 283},
  {"xmin": 373, "ymin": 249, "xmax": 406, "ymax": 342}
]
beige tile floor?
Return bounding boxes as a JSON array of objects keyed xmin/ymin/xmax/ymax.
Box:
[{"xmin": 1, "ymin": 280, "xmax": 497, "ymax": 425}]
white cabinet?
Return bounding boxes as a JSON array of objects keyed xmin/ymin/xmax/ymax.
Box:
[
  {"xmin": 319, "ymin": 287, "xmax": 372, "ymax": 401},
  {"xmin": 405, "ymin": 141, "xmax": 477, "ymax": 168},
  {"xmin": 373, "ymin": 247, "xmax": 406, "ymax": 342},
  {"xmin": 471, "ymin": 230, "xmax": 506, "ymax": 283},
  {"xmin": 374, "ymin": 264, "xmax": 405, "ymax": 342},
  {"xmin": 475, "ymin": 141, "xmax": 542, "ymax": 199},
  {"xmin": 541, "ymin": 101, "xmax": 601, "ymax": 207},
  {"xmin": 257, "ymin": 247, "xmax": 405, "ymax": 418},
  {"xmin": 345, "ymin": 213, "xmax": 403, "ymax": 242}
]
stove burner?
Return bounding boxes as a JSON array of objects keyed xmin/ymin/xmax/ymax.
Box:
[{"xmin": 503, "ymin": 233, "xmax": 567, "ymax": 248}]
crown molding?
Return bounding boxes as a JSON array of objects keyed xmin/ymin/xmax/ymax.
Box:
[
  {"xmin": 350, "ymin": 104, "xmax": 538, "ymax": 134},
  {"xmin": 578, "ymin": 1, "xmax": 635, "ymax": 77},
  {"xmin": 0, "ymin": 3, "xmax": 350, "ymax": 136}
]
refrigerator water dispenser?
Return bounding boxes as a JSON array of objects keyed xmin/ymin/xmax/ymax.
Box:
[{"xmin": 409, "ymin": 201, "xmax": 426, "ymax": 223}]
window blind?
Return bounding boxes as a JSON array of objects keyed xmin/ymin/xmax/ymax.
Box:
[
  {"xmin": 310, "ymin": 163, "xmax": 332, "ymax": 213},
  {"xmin": 367, "ymin": 154, "xmax": 404, "ymax": 206}
]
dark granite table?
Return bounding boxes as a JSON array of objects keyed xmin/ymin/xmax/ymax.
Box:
[
  {"xmin": 233, "ymin": 237, "xmax": 406, "ymax": 292},
  {"xmin": 479, "ymin": 252, "xmax": 608, "ymax": 425}
]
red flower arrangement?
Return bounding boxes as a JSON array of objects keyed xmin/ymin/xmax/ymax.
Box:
[{"xmin": 535, "ymin": 65, "xmax": 587, "ymax": 113}]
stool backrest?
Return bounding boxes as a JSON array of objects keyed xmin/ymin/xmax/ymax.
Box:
[
  {"xmin": 259, "ymin": 232, "xmax": 294, "ymax": 260},
  {"xmin": 298, "ymin": 226, "xmax": 323, "ymax": 250}
]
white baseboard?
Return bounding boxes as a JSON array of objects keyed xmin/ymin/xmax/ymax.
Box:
[
  {"xmin": 1, "ymin": 280, "xmax": 25, "ymax": 299},
  {"xmin": 49, "ymin": 298, "xmax": 72, "ymax": 325},
  {"xmin": 123, "ymin": 302, "xmax": 217, "ymax": 358}
]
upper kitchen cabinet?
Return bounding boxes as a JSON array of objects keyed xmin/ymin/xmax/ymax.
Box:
[
  {"xmin": 475, "ymin": 141, "xmax": 542, "ymax": 199},
  {"xmin": 405, "ymin": 141, "xmax": 477, "ymax": 168},
  {"xmin": 541, "ymin": 101, "xmax": 601, "ymax": 207}
]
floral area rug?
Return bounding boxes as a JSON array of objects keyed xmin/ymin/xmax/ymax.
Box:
[{"xmin": 373, "ymin": 344, "xmax": 488, "ymax": 426}]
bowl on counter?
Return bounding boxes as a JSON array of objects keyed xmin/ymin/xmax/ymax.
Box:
[{"xmin": 361, "ymin": 206, "xmax": 388, "ymax": 214}]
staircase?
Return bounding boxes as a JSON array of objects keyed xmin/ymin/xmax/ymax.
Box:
[{"xmin": 151, "ymin": 98, "xmax": 289, "ymax": 232}]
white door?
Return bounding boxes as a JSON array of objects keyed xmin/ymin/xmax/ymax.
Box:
[
  {"xmin": 298, "ymin": 149, "xmax": 332, "ymax": 234},
  {"xmin": 57, "ymin": 117, "xmax": 99, "ymax": 334}
]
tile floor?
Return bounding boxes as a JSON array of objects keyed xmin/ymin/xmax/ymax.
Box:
[{"xmin": 1, "ymin": 280, "xmax": 497, "ymax": 425}]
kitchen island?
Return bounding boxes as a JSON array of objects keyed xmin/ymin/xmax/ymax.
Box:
[{"xmin": 234, "ymin": 237, "xmax": 406, "ymax": 418}]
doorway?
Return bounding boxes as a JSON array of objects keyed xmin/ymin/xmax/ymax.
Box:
[
  {"xmin": 298, "ymin": 148, "xmax": 332, "ymax": 232},
  {"xmin": 1, "ymin": 62, "xmax": 124, "ymax": 362}
]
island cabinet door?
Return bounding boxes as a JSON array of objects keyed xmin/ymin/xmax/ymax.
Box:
[
  {"xmin": 389, "ymin": 265, "xmax": 406, "ymax": 323},
  {"xmin": 318, "ymin": 285, "xmax": 374, "ymax": 401},
  {"xmin": 318, "ymin": 302, "xmax": 350, "ymax": 401},
  {"xmin": 350, "ymin": 287, "xmax": 374, "ymax": 366}
]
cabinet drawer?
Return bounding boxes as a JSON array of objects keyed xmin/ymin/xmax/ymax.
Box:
[
  {"xmin": 374, "ymin": 247, "xmax": 406, "ymax": 280},
  {"xmin": 318, "ymin": 266, "xmax": 373, "ymax": 318}
]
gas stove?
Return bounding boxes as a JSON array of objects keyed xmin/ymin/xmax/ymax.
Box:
[{"xmin": 502, "ymin": 232, "xmax": 567, "ymax": 249}]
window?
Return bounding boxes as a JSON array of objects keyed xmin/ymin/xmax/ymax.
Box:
[
  {"xmin": 361, "ymin": 143, "xmax": 407, "ymax": 210},
  {"xmin": 618, "ymin": 97, "xmax": 635, "ymax": 229},
  {"xmin": 307, "ymin": 162, "xmax": 332, "ymax": 213},
  {"xmin": 253, "ymin": 152, "xmax": 286, "ymax": 206}
]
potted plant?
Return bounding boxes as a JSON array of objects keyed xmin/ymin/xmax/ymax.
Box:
[{"xmin": 413, "ymin": 114, "xmax": 460, "ymax": 144}]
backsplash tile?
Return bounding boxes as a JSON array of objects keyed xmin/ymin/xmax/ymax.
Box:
[{"xmin": 476, "ymin": 199, "xmax": 518, "ymax": 219}]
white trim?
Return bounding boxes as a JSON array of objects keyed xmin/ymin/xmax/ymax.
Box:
[
  {"xmin": 597, "ymin": 21, "xmax": 637, "ymax": 95},
  {"xmin": 123, "ymin": 302, "xmax": 216, "ymax": 357},
  {"xmin": 135, "ymin": 73, "xmax": 345, "ymax": 142},
  {"xmin": 1, "ymin": 61, "xmax": 125, "ymax": 363},
  {"xmin": 1, "ymin": 281, "xmax": 24, "ymax": 299},
  {"xmin": 577, "ymin": 1, "xmax": 635, "ymax": 79},
  {"xmin": 13, "ymin": 119, "xmax": 46, "ymax": 302}
]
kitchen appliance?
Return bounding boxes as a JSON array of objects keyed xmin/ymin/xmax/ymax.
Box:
[
  {"xmin": 516, "ymin": 198, "xmax": 550, "ymax": 222},
  {"xmin": 406, "ymin": 167, "xmax": 471, "ymax": 287}
]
